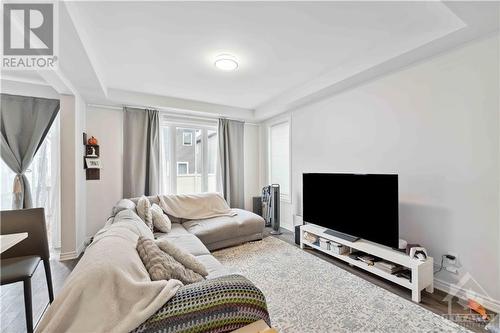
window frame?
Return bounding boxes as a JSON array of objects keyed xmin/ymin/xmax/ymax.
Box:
[
  {"xmin": 176, "ymin": 161, "xmax": 189, "ymax": 175},
  {"xmin": 182, "ymin": 132, "xmax": 193, "ymax": 146},
  {"xmin": 159, "ymin": 114, "xmax": 219, "ymax": 195},
  {"xmin": 268, "ymin": 117, "xmax": 292, "ymax": 203}
]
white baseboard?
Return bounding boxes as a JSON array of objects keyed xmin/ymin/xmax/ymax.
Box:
[
  {"xmin": 58, "ymin": 241, "xmax": 87, "ymax": 261},
  {"xmin": 58, "ymin": 250, "xmax": 79, "ymax": 261},
  {"xmin": 434, "ymin": 278, "xmax": 500, "ymax": 313}
]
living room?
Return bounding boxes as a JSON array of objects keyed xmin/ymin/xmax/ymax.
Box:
[{"xmin": 1, "ymin": 1, "xmax": 499, "ymax": 333}]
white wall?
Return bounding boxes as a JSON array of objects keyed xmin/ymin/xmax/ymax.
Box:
[
  {"xmin": 244, "ymin": 124, "xmax": 261, "ymax": 211},
  {"xmin": 59, "ymin": 94, "xmax": 87, "ymax": 259},
  {"xmin": 262, "ymin": 35, "xmax": 500, "ymax": 303},
  {"xmin": 75, "ymin": 96, "xmax": 87, "ymax": 250},
  {"xmin": 85, "ymin": 106, "xmax": 124, "ymax": 237}
]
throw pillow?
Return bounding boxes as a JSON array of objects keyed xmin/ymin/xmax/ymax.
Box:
[
  {"xmin": 156, "ymin": 239, "xmax": 208, "ymax": 277},
  {"xmin": 136, "ymin": 236, "xmax": 204, "ymax": 284},
  {"xmin": 136, "ymin": 196, "xmax": 154, "ymax": 231},
  {"xmin": 151, "ymin": 203, "xmax": 172, "ymax": 233}
]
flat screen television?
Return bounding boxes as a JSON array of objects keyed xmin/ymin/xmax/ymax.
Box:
[{"xmin": 302, "ymin": 173, "xmax": 399, "ymax": 248}]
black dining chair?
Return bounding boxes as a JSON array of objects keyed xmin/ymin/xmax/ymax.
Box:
[{"xmin": 1, "ymin": 208, "xmax": 54, "ymax": 333}]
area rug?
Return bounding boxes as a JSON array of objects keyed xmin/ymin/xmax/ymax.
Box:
[{"xmin": 213, "ymin": 237, "xmax": 469, "ymax": 333}]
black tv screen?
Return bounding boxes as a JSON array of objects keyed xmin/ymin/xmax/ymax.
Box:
[{"xmin": 302, "ymin": 173, "xmax": 399, "ymax": 248}]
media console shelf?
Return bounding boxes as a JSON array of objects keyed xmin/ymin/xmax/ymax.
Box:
[{"xmin": 300, "ymin": 224, "xmax": 433, "ymax": 302}]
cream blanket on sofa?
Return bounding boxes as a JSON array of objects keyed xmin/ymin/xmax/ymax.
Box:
[
  {"xmin": 159, "ymin": 192, "xmax": 237, "ymax": 219},
  {"xmin": 36, "ymin": 213, "xmax": 183, "ymax": 333}
]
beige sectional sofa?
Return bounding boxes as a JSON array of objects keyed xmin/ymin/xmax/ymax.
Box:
[
  {"xmin": 37, "ymin": 195, "xmax": 270, "ymax": 333},
  {"xmin": 130, "ymin": 195, "xmax": 265, "ymax": 251}
]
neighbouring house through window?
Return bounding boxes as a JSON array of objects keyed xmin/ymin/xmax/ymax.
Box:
[
  {"xmin": 269, "ymin": 120, "xmax": 290, "ymax": 201},
  {"xmin": 177, "ymin": 162, "xmax": 189, "ymax": 175},
  {"xmin": 160, "ymin": 115, "xmax": 219, "ymax": 195},
  {"xmin": 182, "ymin": 131, "xmax": 193, "ymax": 146}
]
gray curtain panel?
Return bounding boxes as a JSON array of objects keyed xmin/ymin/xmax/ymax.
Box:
[
  {"xmin": 123, "ymin": 107, "xmax": 160, "ymax": 198},
  {"xmin": 218, "ymin": 118, "xmax": 245, "ymax": 208},
  {"xmin": 0, "ymin": 93, "xmax": 60, "ymax": 209}
]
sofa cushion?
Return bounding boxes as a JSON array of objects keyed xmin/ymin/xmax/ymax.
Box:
[
  {"xmin": 195, "ymin": 254, "xmax": 232, "ymax": 279},
  {"xmin": 182, "ymin": 209, "xmax": 265, "ymax": 246},
  {"xmin": 160, "ymin": 223, "xmax": 191, "ymax": 237},
  {"xmin": 156, "ymin": 233, "xmax": 210, "ymax": 257},
  {"xmin": 204, "ymin": 234, "xmax": 263, "ymax": 252},
  {"xmin": 183, "ymin": 216, "xmax": 238, "ymax": 245}
]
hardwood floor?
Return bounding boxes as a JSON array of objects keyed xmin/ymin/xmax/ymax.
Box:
[
  {"xmin": 1, "ymin": 230, "xmax": 496, "ymax": 332},
  {"xmin": 265, "ymin": 227, "xmax": 497, "ymax": 333},
  {"xmin": 0, "ymin": 256, "xmax": 78, "ymax": 333}
]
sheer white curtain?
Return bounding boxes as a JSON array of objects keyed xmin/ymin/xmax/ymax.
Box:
[
  {"xmin": 0, "ymin": 115, "xmax": 61, "ymax": 248},
  {"xmin": 0, "ymin": 160, "xmax": 16, "ymax": 208}
]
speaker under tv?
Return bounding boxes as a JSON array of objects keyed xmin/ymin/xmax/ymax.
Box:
[{"xmin": 302, "ymin": 173, "xmax": 399, "ymax": 248}]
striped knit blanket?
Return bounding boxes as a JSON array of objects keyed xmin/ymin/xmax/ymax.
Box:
[{"xmin": 131, "ymin": 275, "xmax": 271, "ymax": 333}]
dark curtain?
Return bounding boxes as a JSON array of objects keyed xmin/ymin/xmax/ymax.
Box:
[
  {"xmin": 0, "ymin": 93, "xmax": 60, "ymax": 209},
  {"xmin": 218, "ymin": 118, "xmax": 245, "ymax": 208},
  {"xmin": 123, "ymin": 107, "xmax": 160, "ymax": 197}
]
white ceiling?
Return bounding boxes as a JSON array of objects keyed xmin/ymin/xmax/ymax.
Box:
[
  {"xmin": 2, "ymin": 1, "xmax": 499, "ymax": 120},
  {"xmin": 68, "ymin": 1, "xmax": 465, "ymax": 110}
]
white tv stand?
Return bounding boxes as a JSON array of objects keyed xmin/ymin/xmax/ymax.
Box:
[{"xmin": 300, "ymin": 224, "xmax": 433, "ymax": 302}]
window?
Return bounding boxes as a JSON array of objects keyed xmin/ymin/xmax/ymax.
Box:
[
  {"xmin": 182, "ymin": 132, "xmax": 193, "ymax": 146},
  {"xmin": 269, "ymin": 121, "xmax": 290, "ymax": 201},
  {"xmin": 177, "ymin": 162, "xmax": 189, "ymax": 175},
  {"xmin": 0, "ymin": 159, "xmax": 16, "ymax": 209},
  {"xmin": 0, "ymin": 115, "xmax": 61, "ymax": 249},
  {"xmin": 160, "ymin": 116, "xmax": 219, "ymax": 195}
]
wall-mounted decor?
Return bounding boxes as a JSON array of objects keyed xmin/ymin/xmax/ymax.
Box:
[
  {"xmin": 87, "ymin": 136, "xmax": 98, "ymax": 145},
  {"xmin": 87, "ymin": 146, "xmax": 97, "ymax": 157},
  {"xmin": 84, "ymin": 136, "xmax": 100, "ymax": 180},
  {"xmin": 85, "ymin": 158, "xmax": 101, "ymax": 169}
]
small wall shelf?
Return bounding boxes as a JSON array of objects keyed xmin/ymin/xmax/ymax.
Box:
[
  {"xmin": 300, "ymin": 223, "xmax": 434, "ymax": 303},
  {"xmin": 84, "ymin": 144, "xmax": 100, "ymax": 180}
]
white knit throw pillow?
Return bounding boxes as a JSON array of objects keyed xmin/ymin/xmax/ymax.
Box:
[
  {"xmin": 136, "ymin": 196, "xmax": 154, "ymax": 231},
  {"xmin": 151, "ymin": 203, "xmax": 172, "ymax": 233}
]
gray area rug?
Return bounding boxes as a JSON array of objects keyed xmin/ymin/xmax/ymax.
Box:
[{"xmin": 213, "ymin": 237, "xmax": 469, "ymax": 333}]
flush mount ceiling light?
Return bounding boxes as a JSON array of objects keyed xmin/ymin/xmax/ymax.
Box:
[{"xmin": 214, "ymin": 54, "xmax": 238, "ymax": 71}]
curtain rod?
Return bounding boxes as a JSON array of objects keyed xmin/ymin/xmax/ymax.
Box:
[{"xmin": 87, "ymin": 103, "xmax": 259, "ymax": 126}]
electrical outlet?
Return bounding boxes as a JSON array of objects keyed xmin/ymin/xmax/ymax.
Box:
[
  {"xmin": 445, "ymin": 252, "xmax": 458, "ymax": 265},
  {"xmin": 445, "ymin": 266, "xmax": 459, "ymax": 274}
]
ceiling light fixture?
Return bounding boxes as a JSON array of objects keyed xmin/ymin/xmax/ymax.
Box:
[{"xmin": 214, "ymin": 54, "xmax": 238, "ymax": 71}]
